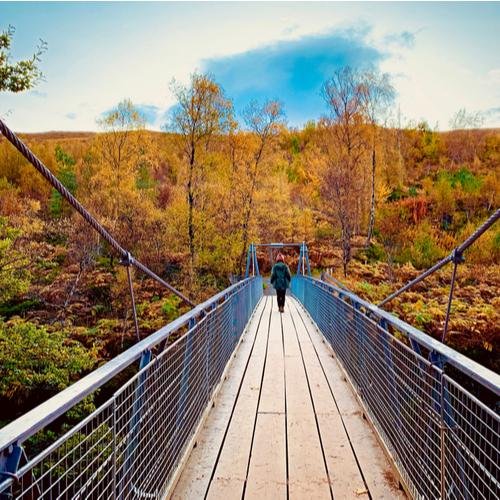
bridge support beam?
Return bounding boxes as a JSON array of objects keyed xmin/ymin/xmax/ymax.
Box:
[
  {"xmin": 296, "ymin": 242, "xmax": 311, "ymax": 277},
  {"xmin": 245, "ymin": 244, "xmax": 260, "ymax": 278},
  {"xmin": 297, "ymin": 244, "xmax": 303, "ymax": 275}
]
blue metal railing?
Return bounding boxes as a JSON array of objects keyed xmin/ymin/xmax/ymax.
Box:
[
  {"xmin": 0, "ymin": 277, "xmax": 263, "ymax": 499},
  {"xmin": 292, "ymin": 275, "xmax": 500, "ymax": 500}
]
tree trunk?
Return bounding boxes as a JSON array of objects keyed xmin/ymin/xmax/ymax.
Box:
[
  {"xmin": 340, "ymin": 217, "xmax": 352, "ymax": 277},
  {"xmin": 238, "ymin": 152, "xmax": 262, "ymax": 275},
  {"xmin": 238, "ymin": 195, "xmax": 254, "ymax": 276},
  {"xmin": 187, "ymin": 145, "xmax": 195, "ymax": 279},
  {"xmin": 366, "ymin": 142, "xmax": 376, "ymax": 246}
]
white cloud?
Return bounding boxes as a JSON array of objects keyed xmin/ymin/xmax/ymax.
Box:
[{"xmin": 2, "ymin": 3, "xmax": 498, "ymax": 131}]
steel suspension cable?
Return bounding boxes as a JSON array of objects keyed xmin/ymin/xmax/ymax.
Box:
[
  {"xmin": 0, "ymin": 118, "xmax": 195, "ymax": 308},
  {"xmin": 378, "ymin": 208, "xmax": 499, "ymax": 308}
]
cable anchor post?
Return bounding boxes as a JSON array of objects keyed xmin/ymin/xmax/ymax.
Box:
[
  {"xmin": 121, "ymin": 252, "xmax": 141, "ymax": 342},
  {"xmin": 442, "ymin": 249, "xmax": 464, "ymax": 344}
]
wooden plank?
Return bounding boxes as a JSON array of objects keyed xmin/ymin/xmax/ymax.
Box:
[
  {"xmin": 288, "ymin": 300, "xmax": 367, "ymax": 498},
  {"xmin": 245, "ymin": 413, "xmax": 287, "ymax": 499},
  {"xmin": 282, "ymin": 303, "xmax": 301, "ymax": 358},
  {"xmin": 206, "ymin": 298, "xmax": 272, "ymax": 499},
  {"xmin": 291, "ymin": 300, "xmax": 405, "ymax": 499},
  {"xmin": 170, "ymin": 297, "xmax": 268, "ymax": 499},
  {"xmin": 258, "ymin": 303, "xmax": 285, "ymax": 414},
  {"xmin": 283, "ymin": 301, "xmax": 331, "ymax": 500},
  {"xmin": 244, "ymin": 301, "xmax": 286, "ymax": 498}
]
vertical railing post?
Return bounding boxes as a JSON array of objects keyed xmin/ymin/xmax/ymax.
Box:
[
  {"xmin": 313, "ymin": 280, "xmax": 319, "ymax": 321},
  {"xmin": 440, "ymin": 376, "xmax": 446, "ymax": 500},
  {"xmin": 353, "ymin": 302, "xmax": 365, "ymax": 392},
  {"xmin": 379, "ymin": 318, "xmax": 404, "ymax": 455},
  {"xmin": 206, "ymin": 304, "xmax": 217, "ymax": 399},
  {"xmin": 437, "ymin": 373, "xmax": 469, "ymax": 500},
  {"xmin": 176, "ymin": 317, "xmax": 196, "ymax": 434},
  {"xmin": 226, "ymin": 292, "xmax": 235, "ymax": 349},
  {"xmin": 337, "ymin": 292, "xmax": 350, "ymax": 365},
  {"xmin": 121, "ymin": 349, "xmax": 152, "ymax": 497},
  {"xmin": 112, "ymin": 397, "xmax": 117, "ymax": 499},
  {"xmin": 0, "ymin": 442, "xmax": 22, "ymax": 500}
]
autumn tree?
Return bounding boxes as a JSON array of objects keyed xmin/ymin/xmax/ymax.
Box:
[
  {"xmin": 238, "ymin": 100, "xmax": 285, "ymax": 272},
  {"xmin": 0, "ymin": 178, "xmax": 44, "ymax": 304},
  {"xmin": 0, "ymin": 217, "xmax": 31, "ymax": 303},
  {"xmin": 168, "ymin": 73, "xmax": 233, "ymax": 276},
  {"xmin": 360, "ymin": 71, "xmax": 395, "ymax": 245},
  {"xmin": 94, "ymin": 99, "xmax": 146, "ymax": 221},
  {"xmin": 447, "ymin": 108, "xmax": 485, "ymax": 163},
  {"xmin": 376, "ymin": 204, "xmax": 405, "ymax": 280},
  {"xmin": 76, "ymin": 100, "xmax": 158, "ymax": 266},
  {"xmin": 449, "ymin": 108, "xmax": 484, "ymax": 130},
  {"xmin": 93, "ymin": 100, "xmax": 148, "ymax": 217},
  {"xmin": 0, "ymin": 25, "xmax": 46, "ymax": 93},
  {"xmin": 320, "ymin": 67, "xmax": 367, "ymax": 276}
]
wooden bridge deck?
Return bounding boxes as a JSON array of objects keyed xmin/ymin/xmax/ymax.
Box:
[{"xmin": 170, "ymin": 297, "xmax": 406, "ymax": 499}]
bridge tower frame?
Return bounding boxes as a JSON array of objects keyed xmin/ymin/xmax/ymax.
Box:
[{"xmin": 244, "ymin": 242, "xmax": 311, "ymax": 279}]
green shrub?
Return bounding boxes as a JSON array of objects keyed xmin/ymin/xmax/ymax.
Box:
[
  {"xmin": 408, "ymin": 186, "xmax": 419, "ymax": 197},
  {"xmin": 0, "ymin": 298, "xmax": 41, "ymax": 318},
  {"xmin": 49, "ymin": 146, "xmax": 77, "ymax": 218},
  {"xmin": 315, "ymin": 223, "xmax": 335, "ymax": 239},
  {"xmin": 363, "ymin": 243, "xmax": 386, "ymax": 263},
  {"xmin": 387, "ymin": 186, "xmax": 407, "ymax": 202},
  {"xmin": 464, "ymin": 226, "xmax": 500, "ymax": 264},
  {"xmin": 96, "ymin": 256, "xmax": 114, "ymax": 270},
  {"xmin": 0, "ymin": 218, "xmax": 31, "ymax": 302},
  {"xmin": 410, "ymin": 234, "xmax": 444, "ymax": 268},
  {"xmin": 290, "ymin": 135, "xmax": 300, "ymax": 155},
  {"xmin": 161, "ymin": 296, "xmax": 181, "ymax": 321},
  {"xmin": 451, "ymin": 167, "xmax": 482, "ymax": 192},
  {"xmin": 0, "ymin": 320, "xmax": 96, "ymax": 408},
  {"xmin": 397, "ymin": 222, "xmax": 446, "ymax": 268}
]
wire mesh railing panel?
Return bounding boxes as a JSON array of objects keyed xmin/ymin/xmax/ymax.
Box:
[
  {"xmin": 113, "ymin": 318, "xmax": 213, "ymax": 499},
  {"xmin": 442, "ymin": 376, "xmax": 500, "ymax": 499},
  {"xmin": 10, "ymin": 401, "xmax": 115, "ymax": 499},
  {"xmin": 292, "ymin": 276, "xmax": 500, "ymax": 500},
  {"xmin": 0, "ymin": 277, "xmax": 263, "ymax": 499},
  {"xmin": 360, "ymin": 320, "xmax": 443, "ymax": 498}
]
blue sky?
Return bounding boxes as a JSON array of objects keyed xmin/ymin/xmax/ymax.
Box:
[{"xmin": 1, "ymin": 2, "xmax": 499, "ymax": 131}]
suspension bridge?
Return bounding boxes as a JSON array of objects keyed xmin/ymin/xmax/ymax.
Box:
[{"xmin": 0, "ymin": 118, "xmax": 499, "ymax": 499}]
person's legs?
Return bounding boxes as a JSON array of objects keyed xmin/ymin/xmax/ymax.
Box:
[{"xmin": 276, "ymin": 289, "xmax": 286, "ymax": 311}]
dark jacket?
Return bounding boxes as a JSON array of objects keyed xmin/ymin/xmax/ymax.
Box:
[{"xmin": 270, "ymin": 262, "xmax": 291, "ymax": 290}]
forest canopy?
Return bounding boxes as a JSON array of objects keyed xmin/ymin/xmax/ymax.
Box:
[{"xmin": 0, "ymin": 68, "xmax": 498, "ymax": 425}]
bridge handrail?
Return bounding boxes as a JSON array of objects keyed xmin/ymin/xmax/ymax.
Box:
[
  {"xmin": 0, "ymin": 277, "xmax": 256, "ymax": 452},
  {"xmin": 297, "ymin": 276, "xmax": 500, "ymax": 396},
  {"xmin": 293, "ymin": 275, "xmax": 499, "ymax": 498}
]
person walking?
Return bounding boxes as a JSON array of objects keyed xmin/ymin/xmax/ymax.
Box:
[{"xmin": 270, "ymin": 253, "xmax": 291, "ymax": 313}]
